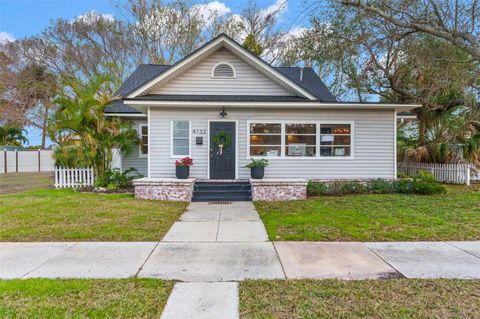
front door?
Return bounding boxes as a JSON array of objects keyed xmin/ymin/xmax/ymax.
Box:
[{"xmin": 210, "ymin": 121, "xmax": 236, "ymax": 179}]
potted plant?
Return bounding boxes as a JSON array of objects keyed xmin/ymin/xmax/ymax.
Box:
[
  {"xmin": 245, "ymin": 158, "xmax": 269, "ymax": 179},
  {"xmin": 175, "ymin": 157, "xmax": 193, "ymax": 179}
]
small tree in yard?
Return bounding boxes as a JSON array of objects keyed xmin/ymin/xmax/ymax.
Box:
[
  {"xmin": 0, "ymin": 124, "xmax": 28, "ymax": 146},
  {"xmin": 50, "ymin": 74, "xmax": 138, "ymax": 177}
]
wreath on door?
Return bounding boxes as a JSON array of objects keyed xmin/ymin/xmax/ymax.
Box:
[{"xmin": 214, "ymin": 131, "xmax": 231, "ymax": 155}]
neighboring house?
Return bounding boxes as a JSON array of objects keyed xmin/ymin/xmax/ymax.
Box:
[{"xmin": 105, "ymin": 33, "xmax": 418, "ymax": 181}]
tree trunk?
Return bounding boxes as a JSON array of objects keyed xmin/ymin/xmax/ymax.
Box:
[
  {"xmin": 418, "ymin": 114, "xmax": 426, "ymax": 146},
  {"xmin": 41, "ymin": 101, "xmax": 49, "ymax": 149}
]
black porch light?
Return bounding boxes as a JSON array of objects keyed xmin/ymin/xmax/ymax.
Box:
[{"xmin": 219, "ymin": 107, "xmax": 227, "ymax": 118}]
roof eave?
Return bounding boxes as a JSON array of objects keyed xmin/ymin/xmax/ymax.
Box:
[{"xmin": 123, "ymin": 99, "xmax": 420, "ymax": 111}]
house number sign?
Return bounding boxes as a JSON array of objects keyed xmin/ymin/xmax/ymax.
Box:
[{"xmin": 192, "ymin": 129, "xmax": 206, "ymax": 135}]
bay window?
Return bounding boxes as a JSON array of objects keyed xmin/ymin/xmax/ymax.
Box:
[{"xmin": 248, "ymin": 121, "xmax": 353, "ymax": 158}]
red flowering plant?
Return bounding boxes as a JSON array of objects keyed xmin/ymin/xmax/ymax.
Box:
[{"xmin": 175, "ymin": 157, "xmax": 193, "ymax": 167}]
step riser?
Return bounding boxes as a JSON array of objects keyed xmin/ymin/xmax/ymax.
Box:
[{"xmin": 192, "ymin": 182, "xmax": 252, "ymax": 202}]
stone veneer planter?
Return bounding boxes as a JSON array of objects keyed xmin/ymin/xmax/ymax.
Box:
[
  {"xmin": 132, "ymin": 178, "xmax": 195, "ymax": 202},
  {"xmin": 250, "ymin": 178, "xmax": 308, "ymax": 201}
]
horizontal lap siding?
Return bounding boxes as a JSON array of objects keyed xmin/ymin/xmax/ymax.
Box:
[
  {"xmin": 122, "ymin": 119, "xmax": 148, "ymax": 176},
  {"xmin": 150, "ymin": 48, "xmax": 293, "ymax": 96},
  {"xmin": 149, "ymin": 108, "xmax": 395, "ymax": 180}
]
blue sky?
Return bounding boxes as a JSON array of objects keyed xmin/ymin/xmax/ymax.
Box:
[{"xmin": 0, "ymin": 0, "xmax": 315, "ymax": 146}]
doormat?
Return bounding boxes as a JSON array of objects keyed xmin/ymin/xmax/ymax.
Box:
[{"xmin": 208, "ymin": 201, "xmax": 232, "ymax": 205}]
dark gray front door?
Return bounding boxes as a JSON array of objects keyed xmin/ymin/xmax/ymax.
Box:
[{"xmin": 210, "ymin": 121, "xmax": 236, "ymax": 179}]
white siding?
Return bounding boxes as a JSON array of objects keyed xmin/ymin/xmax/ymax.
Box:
[
  {"xmin": 148, "ymin": 48, "xmax": 294, "ymax": 96},
  {"xmin": 122, "ymin": 119, "xmax": 148, "ymax": 176},
  {"xmin": 149, "ymin": 107, "xmax": 396, "ymax": 180}
]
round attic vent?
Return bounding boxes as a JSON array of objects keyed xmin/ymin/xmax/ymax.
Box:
[{"xmin": 211, "ymin": 62, "xmax": 236, "ymax": 78}]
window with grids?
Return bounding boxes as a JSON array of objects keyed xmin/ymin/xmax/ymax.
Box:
[
  {"xmin": 139, "ymin": 124, "xmax": 148, "ymax": 156},
  {"xmin": 171, "ymin": 121, "xmax": 190, "ymax": 157},
  {"xmin": 320, "ymin": 124, "xmax": 351, "ymax": 157},
  {"xmin": 249, "ymin": 123, "xmax": 281, "ymax": 157},
  {"xmin": 285, "ymin": 123, "xmax": 316, "ymax": 157}
]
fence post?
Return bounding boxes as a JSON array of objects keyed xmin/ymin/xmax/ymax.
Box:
[
  {"xmin": 3, "ymin": 149, "xmax": 6, "ymax": 174},
  {"xmin": 38, "ymin": 149, "xmax": 41, "ymax": 172},
  {"xmin": 15, "ymin": 149, "xmax": 18, "ymax": 172},
  {"xmin": 466, "ymin": 166, "xmax": 471, "ymax": 186}
]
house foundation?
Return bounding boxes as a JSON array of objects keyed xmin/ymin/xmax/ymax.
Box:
[
  {"xmin": 250, "ymin": 179, "xmax": 308, "ymax": 201},
  {"xmin": 132, "ymin": 178, "xmax": 195, "ymax": 202}
]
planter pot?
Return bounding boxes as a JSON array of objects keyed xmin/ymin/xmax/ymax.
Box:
[
  {"xmin": 175, "ymin": 166, "xmax": 190, "ymax": 179},
  {"xmin": 250, "ymin": 166, "xmax": 265, "ymax": 179}
]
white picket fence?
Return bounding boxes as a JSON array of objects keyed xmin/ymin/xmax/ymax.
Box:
[
  {"xmin": 54, "ymin": 167, "xmax": 95, "ymax": 188},
  {"xmin": 398, "ymin": 162, "xmax": 473, "ymax": 185}
]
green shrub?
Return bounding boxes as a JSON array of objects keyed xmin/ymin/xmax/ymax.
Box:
[
  {"xmin": 367, "ymin": 179, "xmax": 396, "ymax": 194},
  {"xmin": 307, "ymin": 181, "xmax": 328, "ymax": 195},
  {"xmin": 307, "ymin": 173, "xmax": 447, "ymax": 196},
  {"xmin": 411, "ymin": 171, "xmax": 447, "ymax": 195},
  {"xmin": 94, "ymin": 168, "xmax": 143, "ymax": 190}
]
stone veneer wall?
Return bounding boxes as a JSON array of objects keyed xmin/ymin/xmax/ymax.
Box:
[
  {"xmin": 250, "ymin": 179, "xmax": 308, "ymax": 201},
  {"xmin": 132, "ymin": 178, "xmax": 195, "ymax": 202}
]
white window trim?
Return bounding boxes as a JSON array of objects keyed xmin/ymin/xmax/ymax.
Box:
[
  {"xmin": 246, "ymin": 120, "xmax": 355, "ymax": 160},
  {"xmin": 210, "ymin": 61, "xmax": 237, "ymax": 79},
  {"xmin": 170, "ymin": 120, "xmax": 192, "ymax": 158},
  {"xmin": 139, "ymin": 123, "xmax": 148, "ymax": 158}
]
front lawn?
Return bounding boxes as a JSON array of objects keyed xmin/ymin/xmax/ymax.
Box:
[
  {"xmin": 255, "ymin": 184, "xmax": 480, "ymax": 241},
  {"xmin": 0, "ymin": 189, "xmax": 187, "ymax": 241},
  {"xmin": 240, "ymin": 279, "xmax": 480, "ymax": 319},
  {"xmin": 0, "ymin": 279, "xmax": 173, "ymax": 318}
]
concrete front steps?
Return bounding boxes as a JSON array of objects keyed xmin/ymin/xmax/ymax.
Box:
[{"xmin": 192, "ymin": 181, "xmax": 252, "ymax": 202}]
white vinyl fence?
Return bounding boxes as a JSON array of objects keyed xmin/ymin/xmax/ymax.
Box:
[
  {"xmin": 1, "ymin": 149, "xmax": 55, "ymax": 174},
  {"xmin": 54, "ymin": 167, "xmax": 95, "ymax": 188},
  {"xmin": 398, "ymin": 162, "xmax": 474, "ymax": 185}
]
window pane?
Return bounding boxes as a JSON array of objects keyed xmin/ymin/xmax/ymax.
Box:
[
  {"xmin": 173, "ymin": 146, "xmax": 189, "ymax": 155},
  {"xmin": 141, "ymin": 126, "xmax": 148, "ymax": 135},
  {"xmin": 285, "ymin": 135, "xmax": 316, "ymax": 145},
  {"xmin": 141, "ymin": 145, "xmax": 148, "ymax": 154},
  {"xmin": 174, "ymin": 129, "xmax": 189, "ymax": 138},
  {"xmin": 173, "ymin": 139, "xmax": 189, "ymax": 147},
  {"xmin": 286, "ymin": 146, "xmax": 316, "ymax": 157},
  {"xmin": 173, "ymin": 121, "xmax": 189, "ymax": 130},
  {"xmin": 250, "ymin": 123, "xmax": 281, "ymax": 134},
  {"xmin": 321, "ymin": 135, "xmax": 351, "ymax": 146},
  {"xmin": 141, "ymin": 136, "xmax": 148, "ymax": 144},
  {"xmin": 250, "ymin": 146, "xmax": 281, "ymax": 157},
  {"xmin": 286, "ymin": 124, "xmax": 316, "ymax": 134},
  {"xmin": 250, "ymin": 135, "xmax": 281, "ymax": 145},
  {"xmin": 320, "ymin": 146, "xmax": 351, "ymax": 157},
  {"xmin": 320, "ymin": 124, "xmax": 351, "ymax": 134}
]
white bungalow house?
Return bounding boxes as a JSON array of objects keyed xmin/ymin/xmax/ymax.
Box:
[{"xmin": 105, "ymin": 33, "xmax": 419, "ymax": 201}]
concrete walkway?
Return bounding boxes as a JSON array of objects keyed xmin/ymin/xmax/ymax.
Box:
[{"xmin": 1, "ymin": 202, "xmax": 480, "ymax": 318}]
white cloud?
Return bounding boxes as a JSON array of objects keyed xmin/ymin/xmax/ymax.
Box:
[
  {"xmin": 0, "ymin": 31, "xmax": 15, "ymax": 44},
  {"xmin": 194, "ymin": 1, "xmax": 231, "ymax": 25},
  {"xmin": 73, "ymin": 10, "xmax": 115, "ymax": 24}
]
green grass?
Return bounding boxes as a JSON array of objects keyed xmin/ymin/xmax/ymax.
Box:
[
  {"xmin": 0, "ymin": 189, "xmax": 187, "ymax": 241},
  {"xmin": 0, "ymin": 172, "xmax": 54, "ymax": 194},
  {"xmin": 255, "ymin": 184, "xmax": 480, "ymax": 241},
  {"xmin": 0, "ymin": 278, "xmax": 173, "ymax": 318},
  {"xmin": 240, "ymin": 279, "xmax": 480, "ymax": 319}
]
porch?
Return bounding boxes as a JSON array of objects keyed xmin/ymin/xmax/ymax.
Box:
[{"xmin": 132, "ymin": 178, "xmax": 308, "ymax": 202}]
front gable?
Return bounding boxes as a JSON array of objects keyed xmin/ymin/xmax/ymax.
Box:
[
  {"xmin": 127, "ymin": 34, "xmax": 316, "ymax": 99},
  {"xmin": 145, "ymin": 48, "xmax": 293, "ymax": 96}
]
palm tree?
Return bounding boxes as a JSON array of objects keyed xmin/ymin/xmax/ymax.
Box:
[
  {"xmin": 50, "ymin": 74, "xmax": 138, "ymax": 177},
  {"xmin": 0, "ymin": 124, "xmax": 28, "ymax": 146}
]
